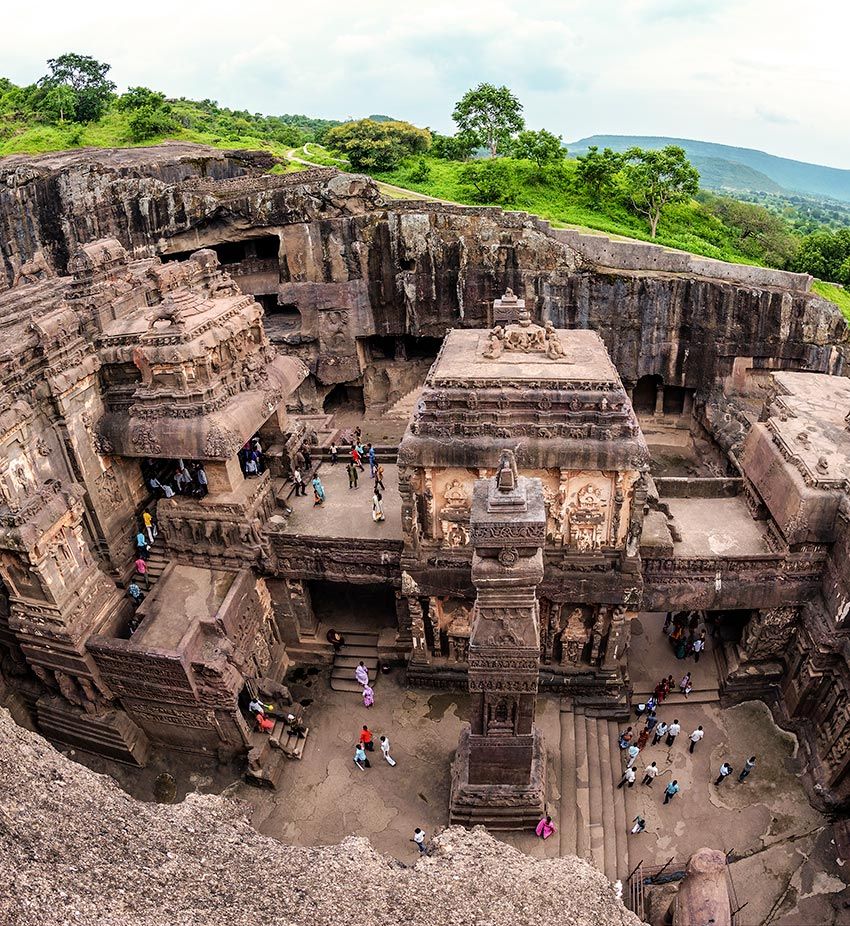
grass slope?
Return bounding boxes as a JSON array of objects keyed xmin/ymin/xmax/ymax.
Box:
[
  {"xmin": 567, "ymin": 135, "xmax": 850, "ymax": 203},
  {"xmin": 812, "ymin": 280, "xmax": 850, "ymax": 322}
]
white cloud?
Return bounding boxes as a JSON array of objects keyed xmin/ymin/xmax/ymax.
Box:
[{"xmin": 2, "ymin": 0, "xmax": 849, "ymax": 166}]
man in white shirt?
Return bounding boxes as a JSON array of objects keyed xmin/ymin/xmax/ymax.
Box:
[
  {"xmin": 652, "ymin": 721, "xmax": 668, "ymax": 747},
  {"xmin": 715, "ymin": 762, "xmax": 733, "ymax": 786},
  {"xmin": 380, "ymin": 735, "xmax": 395, "ymax": 765},
  {"xmin": 642, "ymin": 761, "xmax": 659, "ymax": 786},
  {"xmin": 412, "ymin": 828, "xmax": 427, "ymax": 854},
  {"xmin": 689, "ymin": 725, "xmax": 704, "ymax": 754},
  {"xmin": 617, "ymin": 765, "xmax": 636, "ymax": 788},
  {"xmin": 666, "ymin": 719, "xmax": 681, "ymax": 747},
  {"xmin": 692, "ymin": 635, "xmax": 705, "ymax": 663},
  {"xmin": 354, "ymin": 661, "xmax": 369, "ymax": 687}
]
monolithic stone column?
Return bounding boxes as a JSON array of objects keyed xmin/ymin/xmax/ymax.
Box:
[{"xmin": 449, "ymin": 450, "xmax": 546, "ymax": 829}]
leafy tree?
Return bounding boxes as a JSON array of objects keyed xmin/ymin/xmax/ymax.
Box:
[
  {"xmin": 452, "ymin": 83, "xmax": 524, "ymax": 158},
  {"xmin": 430, "ymin": 131, "xmax": 478, "ymax": 161},
  {"xmin": 575, "ymin": 146, "xmax": 625, "ymax": 203},
  {"xmin": 116, "ymin": 87, "xmax": 167, "ymax": 111},
  {"xmin": 620, "ymin": 145, "xmax": 699, "ymax": 238},
  {"xmin": 128, "ymin": 105, "xmax": 177, "ymax": 142},
  {"xmin": 704, "ymin": 194, "xmax": 798, "ymax": 267},
  {"xmin": 511, "ymin": 129, "xmax": 565, "ymax": 171},
  {"xmin": 789, "ymin": 229, "xmax": 850, "ymax": 282},
  {"xmin": 325, "ymin": 119, "xmax": 430, "ymax": 171},
  {"xmin": 37, "ymin": 53, "xmax": 116, "ymax": 123},
  {"xmin": 458, "ymin": 158, "xmax": 519, "ymax": 204}
]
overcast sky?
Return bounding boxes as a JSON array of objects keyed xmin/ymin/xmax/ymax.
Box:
[{"xmin": 3, "ymin": 0, "xmax": 849, "ymax": 167}]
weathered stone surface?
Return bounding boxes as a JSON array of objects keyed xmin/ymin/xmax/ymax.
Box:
[{"xmin": 0, "ymin": 708, "xmax": 643, "ymax": 926}]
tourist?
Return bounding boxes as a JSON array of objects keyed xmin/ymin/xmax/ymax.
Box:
[
  {"xmin": 368, "ymin": 443, "xmax": 376, "ymax": 477},
  {"xmin": 618, "ymin": 726, "xmax": 633, "ymax": 749},
  {"xmin": 662, "ymin": 613, "xmax": 673, "ymax": 636},
  {"xmin": 738, "ymin": 756, "xmax": 757, "ymax": 782},
  {"xmin": 354, "ymin": 743, "xmax": 369, "ymax": 770},
  {"xmin": 693, "ymin": 631, "xmax": 706, "ymax": 663},
  {"xmin": 354, "ymin": 426, "xmax": 362, "ymax": 446},
  {"xmin": 127, "ymin": 582, "xmax": 143, "ymax": 607},
  {"xmin": 161, "ymin": 482, "xmax": 175, "ymax": 499},
  {"xmin": 645, "ymin": 710, "xmax": 658, "ymax": 732},
  {"xmin": 293, "ymin": 468, "xmax": 307, "ymax": 496},
  {"xmin": 359, "ymin": 725, "xmax": 374, "ymax": 752},
  {"xmin": 330, "ymin": 442, "xmax": 338, "ymax": 465},
  {"xmin": 630, "ymin": 815, "xmax": 646, "ymax": 835},
  {"xmin": 347, "ymin": 461, "xmax": 359, "ymax": 489},
  {"xmin": 688, "ymin": 726, "xmax": 704, "ymax": 754},
  {"xmin": 663, "ymin": 780, "xmax": 680, "ymax": 804},
  {"xmin": 666, "ymin": 674, "xmax": 675, "ymax": 694},
  {"xmin": 135, "ymin": 530, "xmax": 150, "ymax": 559},
  {"xmin": 535, "ymin": 815, "xmax": 556, "ymax": 839},
  {"xmin": 174, "ymin": 465, "xmax": 192, "ymax": 494},
  {"xmin": 248, "ymin": 697, "xmax": 266, "ymax": 716},
  {"xmin": 285, "ymin": 713, "xmax": 307, "ymax": 738},
  {"xmin": 715, "ymin": 762, "xmax": 734, "ymax": 786},
  {"xmin": 148, "ymin": 475, "xmax": 163, "ymax": 496},
  {"xmin": 412, "ymin": 828, "xmax": 427, "ymax": 854},
  {"xmin": 642, "ymin": 761, "xmax": 659, "ymax": 786},
  {"xmin": 666, "ymin": 719, "xmax": 681, "ymax": 747},
  {"xmin": 372, "ymin": 488, "xmax": 385, "ymax": 522},
  {"xmin": 256, "ymin": 712, "xmax": 274, "ymax": 734},
  {"xmin": 636, "ymin": 695, "xmax": 657, "ymax": 718},
  {"xmin": 617, "ymin": 766, "xmax": 636, "ymax": 789},
  {"xmin": 351, "ymin": 445, "xmax": 362, "ymax": 470},
  {"xmin": 244, "ymin": 455, "xmax": 259, "ymax": 478},
  {"xmin": 196, "ymin": 465, "xmax": 208, "ymax": 497},
  {"xmin": 626, "ymin": 743, "xmax": 640, "ymax": 768},
  {"xmin": 355, "ymin": 661, "xmax": 369, "ymax": 687},
  {"xmin": 679, "ymin": 672, "xmax": 692, "ymax": 697},
  {"xmin": 134, "ymin": 555, "xmax": 149, "ymax": 590},
  {"xmin": 362, "ymin": 684, "xmax": 374, "ymax": 708},
  {"xmin": 311, "ymin": 474, "xmax": 325, "ymax": 506},
  {"xmin": 380, "ymin": 735, "xmax": 396, "ymax": 766},
  {"xmin": 636, "ymin": 727, "xmax": 650, "ymax": 751},
  {"xmin": 652, "ymin": 720, "xmax": 668, "ymax": 747},
  {"xmin": 374, "ymin": 463, "xmax": 385, "ymax": 491},
  {"xmin": 143, "ymin": 509, "xmax": 157, "ymax": 544},
  {"xmin": 327, "ymin": 628, "xmax": 345, "ymax": 652}
]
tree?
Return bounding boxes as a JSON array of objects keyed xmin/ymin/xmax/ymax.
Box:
[
  {"xmin": 789, "ymin": 229, "xmax": 850, "ymax": 282},
  {"xmin": 116, "ymin": 87, "xmax": 167, "ymax": 111},
  {"xmin": 128, "ymin": 105, "xmax": 177, "ymax": 142},
  {"xmin": 458, "ymin": 159, "xmax": 519, "ymax": 204},
  {"xmin": 325, "ymin": 119, "xmax": 430, "ymax": 171},
  {"xmin": 511, "ymin": 129, "xmax": 565, "ymax": 171},
  {"xmin": 575, "ymin": 146, "xmax": 625, "ymax": 203},
  {"xmin": 430, "ymin": 131, "xmax": 478, "ymax": 161},
  {"xmin": 452, "ymin": 83, "xmax": 524, "ymax": 158},
  {"xmin": 620, "ymin": 145, "xmax": 699, "ymax": 238},
  {"xmin": 38, "ymin": 53, "xmax": 116, "ymax": 123},
  {"xmin": 705, "ymin": 194, "xmax": 799, "ymax": 267}
]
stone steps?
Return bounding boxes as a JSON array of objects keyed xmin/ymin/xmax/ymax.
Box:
[
  {"xmin": 561, "ymin": 704, "xmax": 630, "ymax": 884},
  {"xmin": 632, "ymin": 686, "xmax": 720, "ymax": 707},
  {"xmin": 330, "ymin": 632, "xmax": 380, "ymax": 692},
  {"xmin": 383, "ymin": 386, "xmax": 424, "ymax": 420}
]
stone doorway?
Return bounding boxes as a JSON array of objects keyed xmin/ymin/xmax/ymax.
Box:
[
  {"xmin": 633, "ymin": 374, "xmax": 661, "ymax": 415},
  {"xmin": 322, "ymin": 382, "xmax": 365, "ymax": 416},
  {"xmin": 306, "ymin": 580, "xmax": 397, "ymax": 634}
]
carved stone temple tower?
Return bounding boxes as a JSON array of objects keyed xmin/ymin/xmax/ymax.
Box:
[{"xmin": 449, "ymin": 451, "xmax": 547, "ymax": 829}]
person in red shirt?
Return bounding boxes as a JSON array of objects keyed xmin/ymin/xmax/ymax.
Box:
[
  {"xmin": 359, "ymin": 725, "xmax": 374, "ymax": 751},
  {"xmin": 134, "ymin": 556, "xmax": 149, "ymax": 589},
  {"xmin": 351, "ymin": 446, "xmax": 361, "ymax": 468}
]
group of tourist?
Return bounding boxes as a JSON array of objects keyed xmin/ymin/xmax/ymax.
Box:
[
  {"xmin": 144, "ymin": 459, "xmax": 209, "ymax": 500},
  {"xmin": 125, "ymin": 509, "xmax": 159, "ymax": 635},
  {"xmin": 341, "ymin": 428, "xmax": 386, "ymax": 523},
  {"xmin": 239, "ymin": 437, "xmax": 265, "ymax": 479},
  {"xmin": 353, "ymin": 724, "xmax": 395, "ymax": 769},
  {"xmin": 354, "ymin": 660, "xmax": 375, "ymax": 708},
  {"xmin": 247, "ymin": 695, "xmax": 306, "ymax": 738},
  {"xmin": 663, "ymin": 612, "xmax": 707, "ymax": 661},
  {"xmin": 291, "ymin": 445, "xmax": 326, "ymax": 506}
]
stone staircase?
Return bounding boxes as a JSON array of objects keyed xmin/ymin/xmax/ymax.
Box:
[
  {"xmin": 559, "ymin": 703, "xmax": 629, "ymax": 884},
  {"xmin": 383, "ymin": 385, "xmax": 424, "ymax": 420},
  {"xmin": 143, "ymin": 547, "xmax": 169, "ymax": 585},
  {"xmin": 631, "ymin": 680, "xmax": 720, "ymax": 707},
  {"xmin": 330, "ymin": 630, "xmax": 380, "ymax": 692}
]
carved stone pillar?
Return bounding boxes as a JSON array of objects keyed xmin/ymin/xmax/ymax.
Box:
[
  {"xmin": 741, "ymin": 607, "xmax": 799, "ymax": 660},
  {"xmin": 407, "ymin": 597, "xmax": 431, "ymax": 665},
  {"xmin": 450, "ymin": 450, "xmax": 546, "ymax": 828},
  {"xmin": 287, "ymin": 579, "xmax": 317, "ymax": 639},
  {"xmin": 602, "ymin": 606, "xmax": 631, "ymax": 669},
  {"xmin": 655, "ymin": 383, "xmax": 665, "ymax": 416}
]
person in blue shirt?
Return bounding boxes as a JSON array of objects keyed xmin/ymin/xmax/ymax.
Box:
[
  {"xmin": 368, "ymin": 443, "xmax": 376, "ymax": 477},
  {"xmin": 663, "ymin": 779, "xmax": 680, "ymax": 804},
  {"xmin": 311, "ymin": 475, "xmax": 325, "ymax": 506}
]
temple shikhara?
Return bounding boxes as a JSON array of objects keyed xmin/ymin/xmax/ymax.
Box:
[{"xmin": 1, "ymin": 143, "xmax": 849, "ymax": 923}]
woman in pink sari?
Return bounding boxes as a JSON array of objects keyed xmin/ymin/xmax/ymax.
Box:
[
  {"xmin": 362, "ymin": 684, "xmax": 374, "ymax": 708},
  {"xmin": 535, "ymin": 815, "xmax": 556, "ymax": 839}
]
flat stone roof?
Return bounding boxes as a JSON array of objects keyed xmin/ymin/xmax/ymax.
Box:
[
  {"xmin": 665, "ymin": 496, "xmax": 770, "ymax": 557},
  {"xmin": 769, "ymin": 372, "xmax": 850, "ymax": 489},
  {"xmin": 429, "ymin": 328, "xmax": 620, "ymax": 386}
]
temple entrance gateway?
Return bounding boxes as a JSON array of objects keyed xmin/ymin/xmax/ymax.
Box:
[{"xmin": 306, "ymin": 580, "xmax": 397, "ymax": 634}]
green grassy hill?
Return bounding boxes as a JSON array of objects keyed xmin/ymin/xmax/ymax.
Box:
[{"xmin": 567, "ymin": 135, "xmax": 850, "ymax": 203}]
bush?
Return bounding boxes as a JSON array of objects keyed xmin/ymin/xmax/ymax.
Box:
[
  {"xmin": 325, "ymin": 119, "xmax": 431, "ymax": 171},
  {"xmin": 407, "ymin": 157, "xmax": 432, "ymax": 182},
  {"xmin": 459, "ymin": 159, "xmax": 519, "ymax": 204},
  {"xmin": 128, "ymin": 105, "xmax": 176, "ymax": 142}
]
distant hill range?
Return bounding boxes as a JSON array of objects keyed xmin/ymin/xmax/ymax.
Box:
[{"xmin": 566, "ymin": 135, "xmax": 850, "ymax": 203}]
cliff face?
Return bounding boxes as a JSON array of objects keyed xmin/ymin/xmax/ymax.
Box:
[
  {"xmin": 0, "ymin": 709, "xmax": 643, "ymax": 926},
  {"xmin": 0, "ymin": 142, "xmax": 846, "ymax": 395}
]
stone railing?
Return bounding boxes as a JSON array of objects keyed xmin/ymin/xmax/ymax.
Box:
[{"xmin": 266, "ymin": 532, "xmax": 403, "ymax": 584}]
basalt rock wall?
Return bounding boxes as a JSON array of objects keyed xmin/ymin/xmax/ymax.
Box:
[{"xmin": 0, "ymin": 143, "xmax": 846, "ymax": 396}]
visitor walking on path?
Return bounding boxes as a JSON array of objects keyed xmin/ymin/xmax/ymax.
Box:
[
  {"xmin": 652, "ymin": 721, "xmax": 668, "ymax": 747},
  {"xmin": 412, "ymin": 828, "xmax": 427, "ymax": 854},
  {"xmin": 351, "ymin": 446, "xmax": 364, "ymax": 471},
  {"xmin": 666, "ymin": 719, "xmax": 681, "ymax": 747},
  {"xmin": 380, "ymin": 735, "xmax": 396, "ymax": 766},
  {"xmin": 374, "ymin": 463, "xmax": 385, "ymax": 491},
  {"xmin": 330, "ymin": 443, "xmax": 338, "ymax": 465},
  {"xmin": 362, "ymin": 684, "xmax": 374, "ymax": 708},
  {"xmin": 630, "ymin": 815, "xmax": 646, "ymax": 834},
  {"xmin": 739, "ymin": 756, "xmax": 757, "ymax": 782},
  {"xmin": 645, "ymin": 710, "xmax": 658, "ymax": 732},
  {"xmin": 715, "ymin": 762, "xmax": 734, "ymax": 786},
  {"xmin": 617, "ymin": 766, "xmax": 636, "ymax": 789},
  {"xmin": 293, "ymin": 468, "xmax": 307, "ymax": 496},
  {"xmin": 626, "ymin": 743, "xmax": 640, "ymax": 768},
  {"xmin": 127, "ymin": 582, "xmax": 144, "ymax": 607},
  {"xmin": 368, "ymin": 443, "xmax": 376, "ymax": 477},
  {"xmin": 143, "ymin": 509, "xmax": 157, "ymax": 544},
  {"xmin": 688, "ymin": 726, "xmax": 704, "ymax": 754},
  {"xmin": 535, "ymin": 815, "xmax": 556, "ymax": 839},
  {"xmin": 663, "ymin": 780, "xmax": 680, "ymax": 804},
  {"xmin": 347, "ymin": 461, "xmax": 359, "ymax": 489},
  {"xmin": 642, "ymin": 761, "xmax": 659, "ymax": 786},
  {"xmin": 134, "ymin": 556, "xmax": 149, "ymax": 590},
  {"xmin": 693, "ymin": 631, "xmax": 705, "ymax": 663},
  {"xmin": 679, "ymin": 673, "xmax": 692, "ymax": 697},
  {"xmin": 355, "ymin": 661, "xmax": 369, "ymax": 687},
  {"xmin": 372, "ymin": 489, "xmax": 385, "ymax": 522},
  {"xmin": 311, "ymin": 474, "xmax": 325, "ymax": 506},
  {"xmin": 618, "ymin": 726, "xmax": 633, "ymax": 749},
  {"xmin": 135, "ymin": 530, "xmax": 150, "ymax": 558},
  {"xmin": 359, "ymin": 725, "xmax": 374, "ymax": 751},
  {"xmin": 636, "ymin": 727, "xmax": 650, "ymax": 750},
  {"xmin": 354, "ymin": 743, "xmax": 370, "ymax": 770}
]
